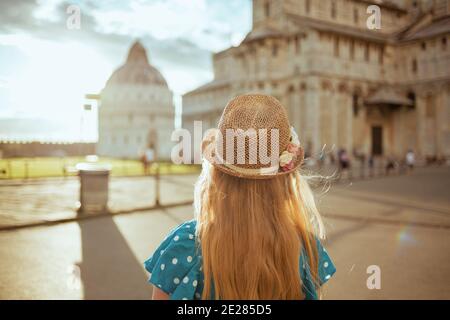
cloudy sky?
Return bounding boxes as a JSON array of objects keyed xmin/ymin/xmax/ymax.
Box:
[{"xmin": 0, "ymin": 0, "xmax": 252, "ymax": 141}]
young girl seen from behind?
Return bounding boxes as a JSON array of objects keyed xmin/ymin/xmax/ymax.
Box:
[{"xmin": 144, "ymin": 94, "xmax": 336, "ymax": 300}]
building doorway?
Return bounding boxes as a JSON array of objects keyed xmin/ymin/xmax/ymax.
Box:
[{"xmin": 371, "ymin": 126, "xmax": 383, "ymax": 156}]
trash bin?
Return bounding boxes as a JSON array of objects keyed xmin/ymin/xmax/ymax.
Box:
[{"xmin": 76, "ymin": 162, "xmax": 112, "ymax": 214}]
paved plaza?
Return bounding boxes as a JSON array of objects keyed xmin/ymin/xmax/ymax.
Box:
[
  {"xmin": 0, "ymin": 166, "xmax": 449, "ymax": 299},
  {"xmin": 0, "ymin": 175, "xmax": 195, "ymax": 228}
]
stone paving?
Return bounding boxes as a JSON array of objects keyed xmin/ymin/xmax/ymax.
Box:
[
  {"xmin": 0, "ymin": 166, "xmax": 449, "ymax": 299},
  {"xmin": 0, "ymin": 175, "xmax": 196, "ymax": 228},
  {"xmin": 0, "ymin": 162, "xmax": 410, "ymax": 229}
]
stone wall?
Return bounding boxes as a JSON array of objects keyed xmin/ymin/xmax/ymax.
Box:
[{"xmin": 182, "ymin": 0, "xmax": 450, "ymax": 160}]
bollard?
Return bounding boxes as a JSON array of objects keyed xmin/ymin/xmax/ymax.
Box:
[{"xmin": 76, "ymin": 162, "xmax": 112, "ymax": 214}]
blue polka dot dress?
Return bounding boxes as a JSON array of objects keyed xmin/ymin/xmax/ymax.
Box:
[{"xmin": 144, "ymin": 220, "xmax": 336, "ymax": 300}]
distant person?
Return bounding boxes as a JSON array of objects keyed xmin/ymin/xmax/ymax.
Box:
[
  {"xmin": 354, "ymin": 148, "xmax": 366, "ymax": 178},
  {"xmin": 140, "ymin": 154, "xmax": 148, "ymax": 175},
  {"xmin": 329, "ymin": 153, "xmax": 336, "ymax": 166},
  {"xmin": 304, "ymin": 149, "xmax": 311, "ymax": 161},
  {"xmin": 144, "ymin": 94, "xmax": 335, "ymax": 300},
  {"xmin": 406, "ymin": 149, "xmax": 415, "ymax": 173},
  {"xmin": 338, "ymin": 148, "xmax": 351, "ymax": 179},
  {"xmin": 141, "ymin": 148, "xmax": 155, "ymax": 175},
  {"xmin": 385, "ymin": 156, "xmax": 395, "ymax": 175},
  {"xmin": 359, "ymin": 152, "xmax": 367, "ymax": 179},
  {"xmin": 368, "ymin": 155, "xmax": 375, "ymax": 177},
  {"xmin": 318, "ymin": 150, "xmax": 325, "ymax": 169}
]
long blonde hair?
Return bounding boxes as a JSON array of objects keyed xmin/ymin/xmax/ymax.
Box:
[{"xmin": 194, "ymin": 162, "xmax": 325, "ymax": 300}]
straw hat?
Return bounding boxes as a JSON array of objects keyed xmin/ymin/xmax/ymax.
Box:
[{"xmin": 202, "ymin": 94, "xmax": 304, "ymax": 179}]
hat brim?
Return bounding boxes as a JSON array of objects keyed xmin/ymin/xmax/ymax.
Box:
[{"xmin": 201, "ymin": 133, "xmax": 304, "ymax": 180}]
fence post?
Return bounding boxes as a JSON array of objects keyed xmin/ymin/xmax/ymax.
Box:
[
  {"xmin": 8, "ymin": 160, "xmax": 12, "ymax": 179},
  {"xmin": 62, "ymin": 159, "xmax": 67, "ymax": 178},
  {"xmin": 155, "ymin": 163, "xmax": 160, "ymax": 207},
  {"xmin": 24, "ymin": 160, "xmax": 29, "ymax": 179},
  {"xmin": 360, "ymin": 162, "xmax": 365, "ymax": 180}
]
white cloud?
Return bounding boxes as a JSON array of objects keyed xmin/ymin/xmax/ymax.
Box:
[
  {"xmin": 0, "ymin": 77, "xmax": 8, "ymax": 88},
  {"xmin": 0, "ymin": 0, "xmax": 252, "ymax": 141},
  {"xmin": 33, "ymin": 0, "xmax": 63, "ymax": 23},
  {"xmin": 91, "ymin": 0, "xmax": 251, "ymax": 52}
]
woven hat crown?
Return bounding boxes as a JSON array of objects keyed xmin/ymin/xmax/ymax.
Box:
[{"xmin": 215, "ymin": 94, "xmax": 291, "ymax": 170}]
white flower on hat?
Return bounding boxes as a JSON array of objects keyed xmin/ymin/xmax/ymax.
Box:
[
  {"xmin": 279, "ymin": 150, "xmax": 294, "ymax": 167},
  {"xmin": 278, "ymin": 127, "xmax": 303, "ymax": 172},
  {"xmin": 290, "ymin": 126, "xmax": 300, "ymax": 146}
]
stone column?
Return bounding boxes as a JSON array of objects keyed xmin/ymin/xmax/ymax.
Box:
[
  {"xmin": 292, "ymin": 88, "xmax": 301, "ymax": 132},
  {"xmin": 442, "ymin": 86, "xmax": 450, "ymax": 157},
  {"xmin": 305, "ymin": 77, "xmax": 320, "ymax": 155},
  {"xmin": 395, "ymin": 106, "xmax": 406, "ymax": 157},
  {"xmin": 336, "ymin": 83, "xmax": 349, "ymax": 152},
  {"xmin": 435, "ymin": 87, "xmax": 446, "ymax": 158},
  {"xmin": 299, "ymin": 84, "xmax": 307, "ymax": 140},
  {"xmin": 331, "ymin": 88, "xmax": 338, "ymax": 152},
  {"xmin": 415, "ymin": 94, "xmax": 427, "ymax": 158},
  {"xmin": 319, "ymin": 81, "xmax": 333, "ymax": 151},
  {"xmin": 345, "ymin": 94, "xmax": 353, "ymax": 153}
]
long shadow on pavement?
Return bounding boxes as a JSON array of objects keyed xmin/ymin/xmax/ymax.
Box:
[
  {"xmin": 78, "ymin": 216, "xmax": 152, "ymax": 299},
  {"xmin": 326, "ymin": 220, "xmax": 370, "ymax": 248}
]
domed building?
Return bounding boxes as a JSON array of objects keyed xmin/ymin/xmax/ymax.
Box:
[{"xmin": 97, "ymin": 41, "xmax": 174, "ymax": 160}]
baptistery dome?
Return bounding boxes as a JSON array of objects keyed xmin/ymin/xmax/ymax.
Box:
[
  {"xmin": 97, "ymin": 41, "xmax": 174, "ymax": 160},
  {"xmin": 105, "ymin": 41, "xmax": 168, "ymax": 88}
]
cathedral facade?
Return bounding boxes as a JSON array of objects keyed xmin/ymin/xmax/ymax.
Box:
[
  {"xmin": 97, "ymin": 41, "xmax": 174, "ymax": 160},
  {"xmin": 182, "ymin": 0, "xmax": 450, "ymax": 161}
]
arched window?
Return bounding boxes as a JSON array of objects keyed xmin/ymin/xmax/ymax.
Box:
[
  {"xmin": 379, "ymin": 46, "xmax": 384, "ymax": 65},
  {"xmin": 352, "ymin": 93, "xmax": 359, "ymax": 117},
  {"xmin": 264, "ymin": 1, "xmax": 270, "ymax": 18},
  {"xmin": 426, "ymin": 94, "xmax": 435, "ymax": 117},
  {"xmin": 294, "ymin": 35, "xmax": 300, "ymax": 54},
  {"xmin": 412, "ymin": 58, "xmax": 418, "ymax": 73},
  {"xmin": 407, "ymin": 92, "xmax": 416, "ymax": 109},
  {"xmin": 365, "ymin": 43, "xmax": 370, "ymax": 62},
  {"xmin": 331, "ymin": 1, "xmax": 337, "ymax": 19},
  {"xmin": 353, "ymin": 8, "xmax": 359, "ymax": 24},
  {"xmin": 349, "ymin": 40, "xmax": 355, "ymax": 60},
  {"xmin": 334, "ymin": 37, "xmax": 340, "ymax": 57}
]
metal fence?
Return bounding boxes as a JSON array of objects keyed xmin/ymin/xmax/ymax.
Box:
[
  {"xmin": 0, "ymin": 156, "xmax": 434, "ymax": 181},
  {"xmin": 0, "ymin": 157, "xmax": 200, "ymax": 180},
  {"xmin": 302, "ymin": 158, "xmax": 419, "ymax": 184}
]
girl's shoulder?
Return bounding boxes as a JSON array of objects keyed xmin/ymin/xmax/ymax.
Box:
[
  {"xmin": 144, "ymin": 220, "xmax": 336, "ymax": 300},
  {"xmin": 154, "ymin": 219, "xmax": 197, "ymax": 247},
  {"xmin": 300, "ymin": 237, "xmax": 336, "ymax": 299},
  {"xmin": 144, "ymin": 220, "xmax": 204, "ymax": 300}
]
